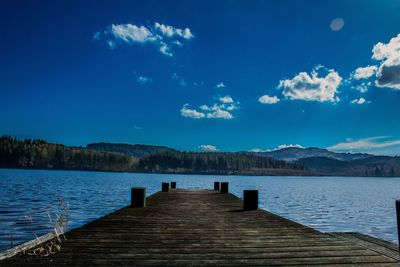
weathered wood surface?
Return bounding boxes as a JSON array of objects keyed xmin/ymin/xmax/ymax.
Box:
[
  {"xmin": 329, "ymin": 232, "xmax": 400, "ymax": 261},
  {"xmin": 1, "ymin": 189, "xmax": 399, "ymax": 266},
  {"xmin": 0, "ymin": 233, "xmax": 56, "ymax": 261}
]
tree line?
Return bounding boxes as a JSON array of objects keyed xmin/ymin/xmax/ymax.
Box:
[
  {"xmin": 138, "ymin": 150, "xmax": 307, "ymax": 174},
  {"xmin": 0, "ymin": 136, "xmax": 138, "ymax": 171},
  {"xmin": 0, "ymin": 136, "xmax": 308, "ymax": 175}
]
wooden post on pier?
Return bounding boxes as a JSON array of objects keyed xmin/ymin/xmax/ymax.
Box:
[
  {"xmin": 162, "ymin": 182, "xmax": 170, "ymax": 192},
  {"xmin": 131, "ymin": 187, "xmax": 146, "ymax": 208},
  {"xmin": 243, "ymin": 190, "xmax": 258, "ymax": 210},
  {"xmin": 396, "ymin": 200, "xmax": 400, "ymax": 253},
  {"xmin": 171, "ymin": 182, "xmax": 176, "ymax": 189},
  {"xmin": 220, "ymin": 182, "xmax": 228, "ymax": 193},
  {"xmin": 214, "ymin": 182, "xmax": 220, "ymax": 191}
]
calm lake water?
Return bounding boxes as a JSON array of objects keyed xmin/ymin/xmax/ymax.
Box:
[{"xmin": 0, "ymin": 168, "xmax": 399, "ymax": 251}]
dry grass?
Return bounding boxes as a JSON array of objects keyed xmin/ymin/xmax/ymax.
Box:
[{"xmin": 19, "ymin": 198, "xmax": 69, "ymax": 257}]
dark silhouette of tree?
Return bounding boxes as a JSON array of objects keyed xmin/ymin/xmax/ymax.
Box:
[
  {"xmin": 0, "ymin": 135, "xmax": 138, "ymax": 171},
  {"xmin": 138, "ymin": 151, "xmax": 306, "ymax": 174}
]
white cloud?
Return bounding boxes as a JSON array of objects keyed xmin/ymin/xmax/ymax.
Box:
[
  {"xmin": 258, "ymin": 95, "xmax": 280, "ymax": 104},
  {"xmin": 180, "ymin": 104, "xmax": 205, "ymax": 119},
  {"xmin": 250, "ymin": 144, "xmax": 304, "ymax": 153},
  {"xmin": 199, "ymin": 104, "xmax": 211, "ymax": 111},
  {"xmin": 201, "ymin": 103, "xmax": 237, "ymax": 112},
  {"xmin": 278, "ymin": 66, "xmax": 342, "ymax": 103},
  {"xmin": 328, "ymin": 136, "xmax": 400, "ymax": 155},
  {"xmin": 352, "ymin": 81, "xmax": 371, "ymax": 93},
  {"xmin": 276, "ymin": 144, "xmax": 305, "ymax": 150},
  {"xmin": 219, "ymin": 95, "xmax": 234, "ymax": 104},
  {"xmin": 181, "ymin": 96, "xmax": 239, "ymax": 120},
  {"xmin": 198, "ymin": 144, "xmax": 218, "ymax": 151},
  {"xmin": 372, "ymin": 33, "xmax": 400, "ymax": 89},
  {"xmin": 111, "ymin": 24, "xmax": 156, "ymax": 43},
  {"xmin": 137, "ymin": 76, "xmax": 152, "ymax": 85},
  {"xmin": 330, "ymin": 18, "xmax": 344, "ymax": 31},
  {"xmin": 372, "ymin": 34, "xmax": 400, "ymax": 62},
  {"xmin": 351, "ymin": 97, "xmax": 370, "ymax": 105},
  {"xmin": 249, "ymin": 148, "xmax": 268, "ymax": 153},
  {"xmin": 226, "ymin": 104, "xmax": 238, "ymax": 111},
  {"xmin": 154, "ymin": 22, "xmax": 194, "ymax": 40},
  {"xmin": 159, "ymin": 42, "xmax": 173, "ymax": 57},
  {"xmin": 215, "ymin": 82, "xmax": 226, "ymax": 88},
  {"xmin": 206, "ymin": 108, "xmax": 234, "ymax": 119},
  {"xmin": 96, "ymin": 22, "xmax": 194, "ymax": 57},
  {"xmin": 353, "ymin": 66, "xmax": 378, "ymax": 80}
]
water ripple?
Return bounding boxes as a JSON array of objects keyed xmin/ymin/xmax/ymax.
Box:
[{"xmin": 0, "ymin": 169, "xmax": 399, "ymax": 251}]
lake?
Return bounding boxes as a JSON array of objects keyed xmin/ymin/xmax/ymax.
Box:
[{"xmin": 0, "ymin": 168, "xmax": 399, "ymax": 251}]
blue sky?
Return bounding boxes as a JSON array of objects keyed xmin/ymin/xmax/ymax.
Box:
[{"xmin": 1, "ymin": 0, "xmax": 400, "ymax": 155}]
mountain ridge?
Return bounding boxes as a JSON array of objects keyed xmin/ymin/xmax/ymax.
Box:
[
  {"xmin": 249, "ymin": 146, "xmax": 374, "ymax": 162},
  {"xmin": 87, "ymin": 142, "xmax": 400, "ymax": 176}
]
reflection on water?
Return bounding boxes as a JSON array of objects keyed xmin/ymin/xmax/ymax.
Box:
[{"xmin": 0, "ymin": 168, "xmax": 399, "ymax": 251}]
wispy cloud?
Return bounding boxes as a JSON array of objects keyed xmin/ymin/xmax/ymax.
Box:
[
  {"xmin": 173, "ymin": 40, "xmax": 183, "ymax": 47},
  {"xmin": 137, "ymin": 76, "xmax": 152, "ymax": 85},
  {"xmin": 258, "ymin": 95, "xmax": 280, "ymax": 104},
  {"xmin": 159, "ymin": 42, "xmax": 173, "ymax": 57},
  {"xmin": 198, "ymin": 144, "xmax": 218, "ymax": 151},
  {"xmin": 94, "ymin": 21, "xmax": 194, "ymax": 57},
  {"xmin": 278, "ymin": 65, "xmax": 342, "ymax": 103},
  {"xmin": 352, "ymin": 81, "xmax": 371, "ymax": 93},
  {"xmin": 215, "ymin": 82, "xmax": 226, "ymax": 88},
  {"xmin": 328, "ymin": 136, "xmax": 400, "ymax": 155},
  {"xmin": 172, "ymin": 73, "xmax": 187, "ymax": 87}
]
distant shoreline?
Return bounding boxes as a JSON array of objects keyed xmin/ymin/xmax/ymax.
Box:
[
  {"xmin": 1, "ymin": 167, "xmax": 399, "ymax": 178},
  {"xmin": 2, "ymin": 136, "xmax": 399, "ymax": 177}
]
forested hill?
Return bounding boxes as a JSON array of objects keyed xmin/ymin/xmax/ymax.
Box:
[
  {"xmin": 0, "ymin": 136, "xmax": 138, "ymax": 171},
  {"xmin": 87, "ymin": 142, "xmax": 176, "ymax": 158},
  {"xmin": 138, "ymin": 151, "xmax": 309, "ymax": 175},
  {"xmin": 297, "ymin": 156, "xmax": 400, "ymax": 177},
  {"xmin": 251, "ymin": 147, "xmax": 372, "ymax": 162},
  {"xmin": 0, "ymin": 136, "xmax": 308, "ymax": 175}
]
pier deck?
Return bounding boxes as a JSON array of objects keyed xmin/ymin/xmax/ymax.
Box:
[{"xmin": 1, "ymin": 189, "xmax": 399, "ymax": 266}]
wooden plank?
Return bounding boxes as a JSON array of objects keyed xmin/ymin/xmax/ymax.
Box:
[
  {"xmin": 1, "ymin": 189, "xmax": 398, "ymax": 266},
  {"xmin": 0, "ymin": 233, "xmax": 55, "ymax": 261},
  {"xmin": 329, "ymin": 232, "xmax": 400, "ymax": 261}
]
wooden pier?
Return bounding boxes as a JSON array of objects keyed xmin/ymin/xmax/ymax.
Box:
[{"xmin": 1, "ymin": 187, "xmax": 399, "ymax": 266}]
